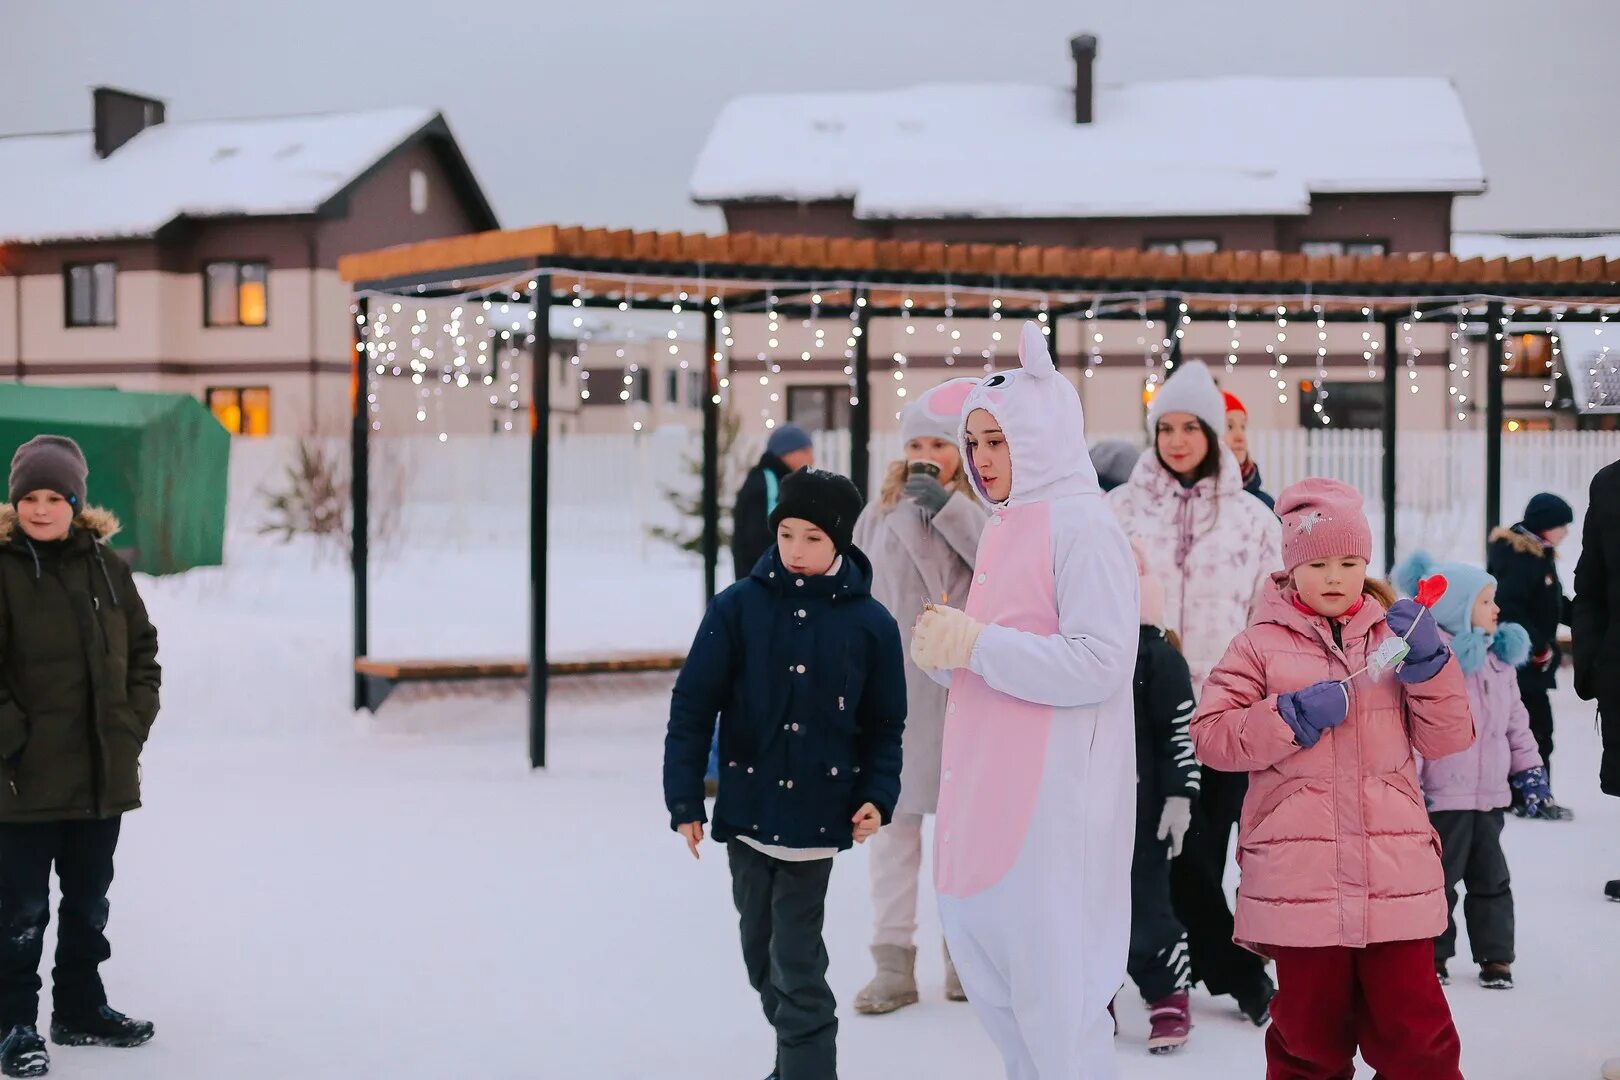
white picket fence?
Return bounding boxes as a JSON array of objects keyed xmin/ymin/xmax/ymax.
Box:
[{"xmin": 227, "ymin": 429, "xmax": 1619, "ymax": 572}]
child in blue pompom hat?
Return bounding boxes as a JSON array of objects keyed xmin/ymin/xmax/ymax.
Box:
[{"xmin": 1394, "ymin": 552, "xmax": 1554, "ymax": 991}]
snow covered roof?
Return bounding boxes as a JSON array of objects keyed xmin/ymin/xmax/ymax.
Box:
[
  {"xmin": 0, "ymin": 107, "xmax": 445, "ymax": 244},
  {"xmin": 1556, "ymin": 324, "xmax": 1620, "ymax": 414},
  {"xmin": 691, "ymin": 78, "xmax": 1486, "ymax": 219},
  {"xmin": 1454, "ymin": 232, "xmax": 1620, "ymax": 262}
]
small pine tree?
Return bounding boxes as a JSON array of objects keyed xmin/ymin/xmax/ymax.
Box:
[
  {"xmin": 648, "ymin": 411, "xmax": 748, "ymax": 555},
  {"xmin": 258, "ymin": 439, "xmax": 403, "ymax": 565}
]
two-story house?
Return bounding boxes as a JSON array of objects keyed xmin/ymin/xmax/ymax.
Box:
[
  {"xmin": 672, "ymin": 34, "xmax": 1494, "ymax": 438},
  {"xmin": 0, "ymin": 87, "xmax": 499, "ymax": 436}
]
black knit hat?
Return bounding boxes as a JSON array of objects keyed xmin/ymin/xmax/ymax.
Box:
[
  {"xmin": 768, "ymin": 467, "xmax": 863, "ymax": 552},
  {"xmin": 1522, "ymin": 492, "xmax": 1574, "ymax": 535},
  {"xmin": 9, "ymin": 435, "xmax": 88, "ymax": 510}
]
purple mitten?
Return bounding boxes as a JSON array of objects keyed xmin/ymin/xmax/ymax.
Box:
[
  {"xmin": 1385, "ymin": 598, "xmax": 1449, "ymax": 684},
  {"xmin": 1278, "ymin": 680, "xmax": 1350, "ymax": 749},
  {"xmin": 1509, "ymin": 766, "xmax": 1553, "ymax": 817}
]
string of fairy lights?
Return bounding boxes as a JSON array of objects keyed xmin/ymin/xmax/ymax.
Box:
[{"xmin": 351, "ymin": 279, "xmax": 1620, "ymax": 439}]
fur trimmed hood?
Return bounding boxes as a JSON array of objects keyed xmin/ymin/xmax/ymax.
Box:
[
  {"xmin": 1490, "ymin": 524, "xmax": 1553, "ymax": 559},
  {"xmin": 0, "ymin": 504, "xmax": 121, "ymax": 544}
]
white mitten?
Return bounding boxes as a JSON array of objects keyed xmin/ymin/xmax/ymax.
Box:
[
  {"xmin": 910, "ymin": 606, "xmax": 985, "ymax": 673},
  {"xmin": 1157, "ymin": 796, "xmax": 1192, "ymax": 857}
]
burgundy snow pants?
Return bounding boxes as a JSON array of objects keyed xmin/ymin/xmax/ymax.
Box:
[{"xmin": 1265, "ymin": 939, "xmax": 1462, "ymax": 1080}]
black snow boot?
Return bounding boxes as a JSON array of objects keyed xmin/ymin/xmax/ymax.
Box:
[
  {"xmin": 1237, "ymin": 974, "xmax": 1276, "ymax": 1027},
  {"xmin": 0, "ymin": 1025, "xmax": 47, "ymax": 1077},
  {"xmin": 48, "ymin": 1007, "xmax": 152, "ymax": 1048},
  {"xmin": 1606, "ymin": 879, "xmax": 1620, "ymax": 902}
]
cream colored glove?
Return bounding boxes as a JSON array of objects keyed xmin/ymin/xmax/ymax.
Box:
[{"xmin": 910, "ymin": 605, "xmax": 985, "ymax": 673}]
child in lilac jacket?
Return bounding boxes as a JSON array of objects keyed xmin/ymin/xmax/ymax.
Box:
[{"xmin": 1395, "ymin": 552, "xmax": 1547, "ymax": 991}]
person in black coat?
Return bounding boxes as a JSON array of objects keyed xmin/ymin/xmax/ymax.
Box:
[
  {"xmin": 1572, "ymin": 461, "xmax": 1620, "ymax": 904},
  {"xmin": 666, "ymin": 467, "xmax": 906, "ymax": 1080},
  {"xmin": 1488, "ymin": 492, "xmax": 1575, "ymax": 804},
  {"xmin": 1125, "ymin": 545, "xmax": 1201, "ymax": 1053},
  {"xmin": 730, "ymin": 424, "xmax": 816, "ymax": 584}
]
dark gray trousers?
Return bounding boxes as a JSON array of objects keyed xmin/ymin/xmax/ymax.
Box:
[
  {"xmin": 1431, "ymin": 809, "xmax": 1514, "ymax": 964},
  {"xmin": 1128, "ymin": 814, "xmax": 1191, "ymax": 1003},
  {"xmin": 728, "ymin": 839, "xmax": 837, "ymax": 1080}
]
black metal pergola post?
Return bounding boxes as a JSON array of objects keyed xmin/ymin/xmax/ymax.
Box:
[
  {"xmin": 528, "ymin": 275, "xmax": 552, "ymax": 769},
  {"xmin": 1162, "ymin": 295, "xmax": 1184, "ymax": 368},
  {"xmin": 350, "ymin": 295, "xmax": 370, "ymax": 712},
  {"xmin": 1485, "ymin": 300, "xmax": 1505, "ymax": 537},
  {"xmin": 702, "ymin": 295, "xmax": 720, "ymax": 602},
  {"xmin": 1381, "ymin": 314, "xmax": 1400, "ymax": 573},
  {"xmin": 851, "ymin": 291, "xmax": 872, "ymax": 499}
]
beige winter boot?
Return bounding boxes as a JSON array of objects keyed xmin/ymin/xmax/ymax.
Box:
[
  {"xmin": 853, "ymin": 944, "xmax": 919, "ymax": 1014},
  {"xmin": 943, "ymin": 940, "xmax": 968, "ymax": 1001}
]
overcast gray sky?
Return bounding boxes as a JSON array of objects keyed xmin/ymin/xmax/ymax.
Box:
[{"xmin": 5, "ymin": 0, "xmax": 1618, "ymax": 236}]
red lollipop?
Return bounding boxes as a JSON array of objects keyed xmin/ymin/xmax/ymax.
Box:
[{"xmin": 1415, "ymin": 575, "xmax": 1448, "ymax": 609}]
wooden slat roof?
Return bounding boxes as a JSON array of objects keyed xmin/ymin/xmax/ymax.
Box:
[{"xmin": 338, "ymin": 223, "xmax": 1620, "ymax": 298}]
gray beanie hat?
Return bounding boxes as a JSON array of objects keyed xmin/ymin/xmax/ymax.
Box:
[
  {"xmin": 9, "ymin": 435, "xmax": 88, "ymax": 510},
  {"xmin": 766, "ymin": 422, "xmax": 813, "ymax": 458},
  {"xmin": 1089, "ymin": 438, "xmax": 1140, "ymax": 492},
  {"xmin": 1146, "ymin": 360, "xmax": 1227, "ymax": 437}
]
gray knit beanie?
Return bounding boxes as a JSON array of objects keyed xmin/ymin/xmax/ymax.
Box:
[{"xmin": 9, "ymin": 435, "xmax": 89, "ymax": 510}]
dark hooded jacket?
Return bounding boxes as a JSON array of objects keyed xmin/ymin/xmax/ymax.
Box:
[
  {"xmin": 1572, "ymin": 461, "xmax": 1620, "ymax": 796},
  {"xmin": 664, "ymin": 545, "xmax": 906, "ymax": 849},
  {"xmin": 0, "ymin": 506, "xmax": 160, "ymax": 822},
  {"xmin": 1487, "ymin": 523, "xmax": 1570, "ymax": 691}
]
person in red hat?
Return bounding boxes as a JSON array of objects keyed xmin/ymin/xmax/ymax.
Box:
[{"xmin": 1223, "ymin": 392, "xmax": 1275, "ymax": 511}]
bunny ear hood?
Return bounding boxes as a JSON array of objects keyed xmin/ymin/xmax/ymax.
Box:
[{"xmin": 958, "ymin": 321, "xmax": 1098, "ymax": 505}]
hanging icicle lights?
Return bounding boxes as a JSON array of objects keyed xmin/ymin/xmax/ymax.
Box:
[
  {"xmin": 983, "ymin": 295, "xmax": 1004, "ymax": 369},
  {"xmin": 1226, "ymin": 304, "xmax": 1239, "ymax": 375},
  {"xmin": 1544, "ymin": 306, "xmax": 1566, "ymax": 411},
  {"xmin": 760, "ymin": 292, "xmax": 782, "ymax": 431},
  {"xmin": 1268, "ymin": 304, "xmax": 1292, "ymax": 406},
  {"xmin": 1311, "ymin": 304, "xmax": 1330, "ymax": 425},
  {"xmin": 1449, "ymin": 306, "xmax": 1472, "ymax": 425},
  {"xmin": 1594, "ymin": 309, "xmax": 1617, "ymax": 410},
  {"xmin": 1362, "ymin": 306, "xmax": 1379, "ymax": 381},
  {"xmin": 1404, "ymin": 307, "xmax": 1421, "ymax": 397},
  {"xmin": 1140, "ymin": 298, "xmax": 1159, "ymax": 403},
  {"xmin": 1086, "ymin": 301, "xmax": 1102, "ymax": 379},
  {"xmin": 1173, "ymin": 300, "xmax": 1189, "ymax": 370}
]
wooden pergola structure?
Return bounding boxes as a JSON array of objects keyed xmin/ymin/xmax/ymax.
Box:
[{"xmin": 340, "ymin": 224, "xmax": 1620, "ymax": 767}]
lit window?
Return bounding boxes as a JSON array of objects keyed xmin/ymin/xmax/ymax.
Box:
[
  {"xmin": 205, "ymin": 262, "xmax": 269, "ymax": 326},
  {"xmin": 208, "ymin": 387, "xmax": 272, "ymax": 436}
]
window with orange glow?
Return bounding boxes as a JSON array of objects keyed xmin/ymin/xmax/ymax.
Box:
[
  {"xmin": 1504, "ymin": 333, "xmax": 1554, "ymax": 379},
  {"xmin": 208, "ymin": 387, "xmax": 272, "ymax": 436},
  {"xmin": 205, "ymin": 262, "xmax": 269, "ymax": 327}
]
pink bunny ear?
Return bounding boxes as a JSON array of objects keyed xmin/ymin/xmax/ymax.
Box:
[
  {"xmin": 1018, "ymin": 321, "xmax": 1055, "ymax": 378},
  {"xmin": 927, "ymin": 378, "xmax": 977, "ymax": 418}
]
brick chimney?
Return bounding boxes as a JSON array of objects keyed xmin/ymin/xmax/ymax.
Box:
[
  {"xmin": 93, "ymin": 87, "xmax": 166, "ymax": 158},
  {"xmin": 1069, "ymin": 34, "xmax": 1097, "ymax": 124}
]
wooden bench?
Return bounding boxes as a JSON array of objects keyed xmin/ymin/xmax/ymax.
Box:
[{"xmin": 354, "ymin": 653, "xmax": 685, "ymax": 711}]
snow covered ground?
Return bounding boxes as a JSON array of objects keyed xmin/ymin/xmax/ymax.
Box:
[{"xmin": 31, "ymin": 534, "xmax": 1620, "ymax": 1079}]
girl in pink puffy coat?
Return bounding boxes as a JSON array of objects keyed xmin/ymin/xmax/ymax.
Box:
[{"xmin": 1192, "ymin": 478, "xmax": 1475, "ymax": 1080}]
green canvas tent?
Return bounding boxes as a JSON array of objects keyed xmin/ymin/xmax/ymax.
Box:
[{"xmin": 0, "ymin": 385, "xmax": 230, "ymax": 575}]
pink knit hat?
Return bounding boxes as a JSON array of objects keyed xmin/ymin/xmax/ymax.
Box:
[{"xmin": 1276, "ymin": 478, "xmax": 1373, "ymax": 572}]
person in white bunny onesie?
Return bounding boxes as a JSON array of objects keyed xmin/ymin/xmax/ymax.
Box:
[{"xmin": 911, "ymin": 322, "xmax": 1140, "ymax": 1079}]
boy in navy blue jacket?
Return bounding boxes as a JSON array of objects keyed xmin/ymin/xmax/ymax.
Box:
[{"xmin": 665, "ymin": 467, "xmax": 906, "ymax": 1080}]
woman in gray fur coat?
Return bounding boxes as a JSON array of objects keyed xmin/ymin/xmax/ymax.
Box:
[{"xmin": 849, "ymin": 378, "xmax": 987, "ymax": 1015}]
